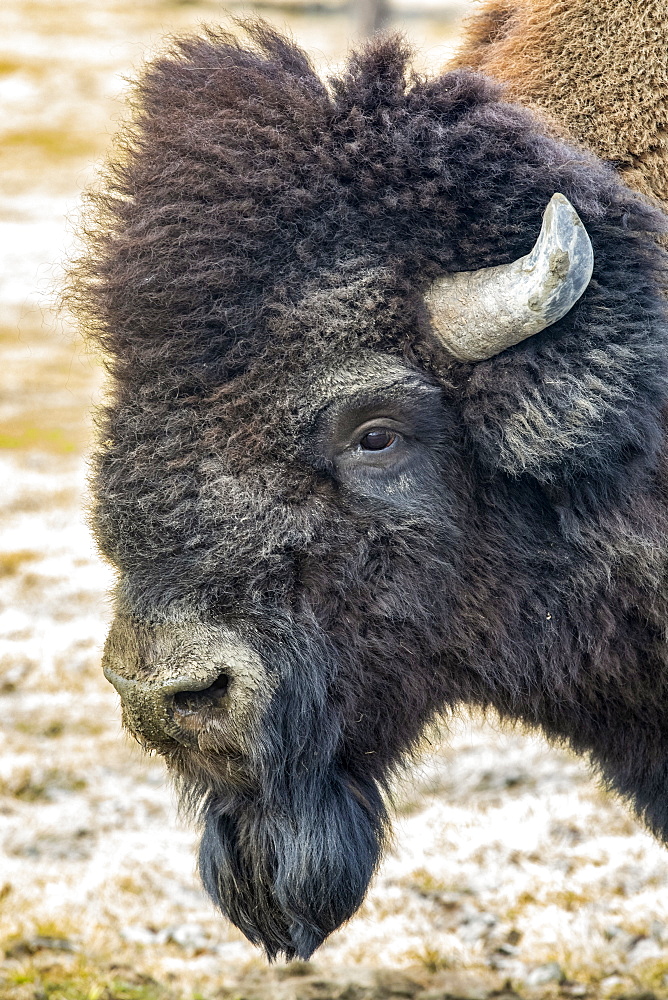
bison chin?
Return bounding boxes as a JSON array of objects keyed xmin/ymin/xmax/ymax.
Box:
[
  {"xmin": 197, "ymin": 768, "xmax": 386, "ymax": 959},
  {"xmin": 171, "ymin": 620, "xmax": 389, "ymax": 960}
]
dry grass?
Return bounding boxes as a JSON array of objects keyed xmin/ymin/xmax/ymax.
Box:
[{"xmin": 0, "ymin": 552, "xmax": 40, "ymax": 578}]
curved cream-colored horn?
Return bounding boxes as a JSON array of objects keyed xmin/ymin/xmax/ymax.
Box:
[{"xmin": 424, "ymin": 193, "xmax": 594, "ymax": 362}]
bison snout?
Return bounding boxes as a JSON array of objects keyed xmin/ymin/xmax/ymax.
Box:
[
  {"xmin": 102, "ymin": 616, "xmax": 272, "ymax": 750},
  {"xmin": 103, "ymin": 662, "xmax": 231, "ymax": 747}
]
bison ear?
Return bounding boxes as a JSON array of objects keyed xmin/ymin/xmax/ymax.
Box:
[{"xmin": 424, "ymin": 193, "xmax": 594, "ymax": 362}]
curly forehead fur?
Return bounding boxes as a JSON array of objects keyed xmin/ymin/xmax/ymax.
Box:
[{"xmin": 77, "ymin": 21, "xmax": 666, "ymax": 378}]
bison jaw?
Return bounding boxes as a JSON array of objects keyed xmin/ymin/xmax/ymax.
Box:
[
  {"xmin": 105, "ymin": 612, "xmax": 389, "ymax": 959},
  {"xmin": 425, "ymin": 193, "xmax": 594, "ymax": 361},
  {"xmin": 182, "ymin": 624, "xmax": 389, "ymax": 960}
]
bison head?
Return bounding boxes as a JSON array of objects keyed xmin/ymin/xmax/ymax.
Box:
[{"xmin": 73, "ymin": 24, "xmax": 668, "ymax": 959}]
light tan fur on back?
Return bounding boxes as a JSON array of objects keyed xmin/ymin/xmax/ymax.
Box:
[{"xmin": 451, "ymin": 0, "xmax": 668, "ymax": 207}]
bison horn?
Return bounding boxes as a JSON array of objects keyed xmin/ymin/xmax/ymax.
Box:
[{"xmin": 424, "ymin": 193, "xmax": 594, "ymax": 362}]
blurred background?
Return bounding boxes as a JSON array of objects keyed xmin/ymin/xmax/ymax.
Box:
[{"xmin": 3, "ymin": 2, "xmax": 668, "ymax": 999}]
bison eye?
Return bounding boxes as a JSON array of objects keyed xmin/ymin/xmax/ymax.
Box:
[{"xmin": 359, "ymin": 428, "xmax": 396, "ymax": 451}]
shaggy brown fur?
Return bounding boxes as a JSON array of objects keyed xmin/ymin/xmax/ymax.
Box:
[
  {"xmin": 72, "ymin": 22, "xmax": 668, "ymax": 960},
  {"xmin": 451, "ymin": 0, "xmax": 668, "ymax": 206}
]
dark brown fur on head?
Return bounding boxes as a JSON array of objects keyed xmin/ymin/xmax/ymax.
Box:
[{"xmin": 71, "ymin": 21, "xmax": 668, "ymax": 960}]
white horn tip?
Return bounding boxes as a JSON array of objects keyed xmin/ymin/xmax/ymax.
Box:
[{"xmin": 530, "ymin": 193, "xmax": 594, "ymax": 327}]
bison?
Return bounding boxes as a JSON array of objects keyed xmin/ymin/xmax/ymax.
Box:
[{"xmin": 72, "ymin": 17, "xmax": 668, "ymax": 961}]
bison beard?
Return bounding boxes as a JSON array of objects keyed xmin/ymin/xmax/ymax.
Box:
[
  {"xmin": 173, "ymin": 626, "xmax": 388, "ymax": 960},
  {"xmin": 198, "ymin": 770, "xmax": 385, "ymax": 960}
]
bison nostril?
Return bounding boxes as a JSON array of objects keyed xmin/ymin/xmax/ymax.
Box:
[{"xmin": 173, "ymin": 673, "xmax": 230, "ymax": 716}]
